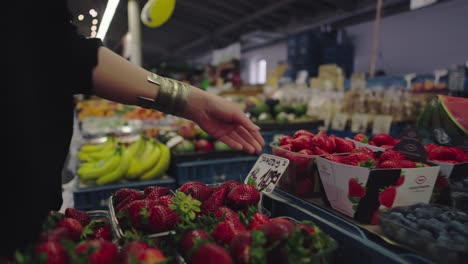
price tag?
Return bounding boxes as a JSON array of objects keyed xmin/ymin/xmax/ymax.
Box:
[
  {"xmin": 318, "ymin": 111, "xmax": 332, "ymax": 131},
  {"xmin": 372, "ymin": 115, "xmax": 393, "ymax": 135},
  {"xmin": 331, "ymin": 112, "xmax": 348, "ymax": 131},
  {"xmin": 351, "ymin": 114, "xmax": 369, "ymax": 133},
  {"xmin": 244, "ymin": 154, "xmax": 289, "ymax": 194}
]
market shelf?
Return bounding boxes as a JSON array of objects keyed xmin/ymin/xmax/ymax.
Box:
[{"xmin": 263, "ymin": 189, "xmax": 434, "ymax": 264}]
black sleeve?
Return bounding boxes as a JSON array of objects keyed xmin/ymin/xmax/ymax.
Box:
[{"xmin": 67, "ymin": 22, "xmax": 103, "ymax": 95}]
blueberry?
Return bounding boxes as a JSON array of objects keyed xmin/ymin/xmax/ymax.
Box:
[
  {"xmin": 452, "ymin": 234, "xmax": 467, "ymax": 245},
  {"xmin": 417, "ymin": 219, "xmax": 431, "ymax": 228},
  {"xmin": 419, "ymin": 229, "xmax": 433, "ymax": 238},
  {"xmin": 446, "ymin": 221, "xmax": 465, "ymax": 233},
  {"xmin": 406, "ymin": 213, "xmax": 417, "ymax": 221},
  {"xmin": 390, "ymin": 212, "xmax": 404, "ymax": 219}
]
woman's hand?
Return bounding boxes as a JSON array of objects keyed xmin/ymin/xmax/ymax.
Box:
[{"xmin": 183, "ymin": 88, "xmax": 265, "ymax": 154}]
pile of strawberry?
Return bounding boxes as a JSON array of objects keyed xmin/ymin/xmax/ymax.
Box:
[
  {"xmin": 425, "ymin": 144, "xmax": 468, "ymax": 164},
  {"xmin": 114, "ymin": 180, "xmax": 261, "ymax": 235},
  {"xmin": 15, "ymin": 209, "xmax": 168, "ymax": 264},
  {"xmin": 353, "ymin": 133, "xmax": 400, "ymax": 149},
  {"xmin": 324, "ymin": 147, "xmax": 428, "ymax": 169},
  {"xmin": 175, "ymin": 209, "xmax": 335, "ymax": 264},
  {"xmin": 278, "ymin": 130, "xmax": 356, "ymax": 156}
]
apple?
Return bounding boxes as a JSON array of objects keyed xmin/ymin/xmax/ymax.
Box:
[
  {"xmin": 194, "ymin": 139, "xmax": 214, "ymax": 152},
  {"xmin": 179, "ymin": 122, "xmax": 198, "ymax": 139}
]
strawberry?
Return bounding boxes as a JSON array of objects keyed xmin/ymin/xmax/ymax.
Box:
[
  {"xmin": 215, "ymin": 206, "xmax": 238, "ymax": 219},
  {"xmin": 153, "ymin": 195, "xmax": 174, "ymax": 207},
  {"xmin": 395, "ymin": 175, "xmax": 405, "ymax": 187},
  {"xmin": 424, "ymin": 143, "xmax": 437, "ymax": 154},
  {"xmin": 226, "ymin": 184, "xmax": 260, "ymax": 210},
  {"xmin": 279, "ymin": 143, "xmax": 294, "ymax": 152},
  {"xmin": 220, "ymin": 180, "xmax": 242, "ymax": 193},
  {"xmin": 352, "ymin": 147, "xmax": 376, "ymax": 158},
  {"xmin": 144, "ymin": 186, "xmax": 171, "ymax": 199},
  {"xmin": 143, "ymin": 205, "xmax": 179, "ymax": 233},
  {"xmin": 325, "ymin": 135, "xmax": 336, "ymax": 153},
  {"xmin": 81, "ymin": 218, "xmax": 112, "ymax": 241},
  {"xmin": 378, "ymin": 159, "xmax": 416, "ymax": 169},
  {"xmin": 180, "ymin": 181, "xmax": 207, "ymax": 193},
  {"xmin": 262, "ymin": 218, "xmax": 295, "ymax": 245},
  {"xmin": 371, "ymin": 210, "xmax": 380, "ymax": 225},
  {"xmin": 191, "ymin": 243, "xmax": 234, "ymax": 264},
  {"xmin": 311, "ymin": 131, "xmax": 328, "ymax": 150},
  {"xmin": 248, "ymin": 212, "xmax": 270, "ymax": 230},
  {"xmin": 334, "ymin": 137, "xmax": 355, "ymax": 153},
  {"xmin": 202, "ymin": 187, "xmax": 228, "ymax": 215},
  {"xmin": 135, "ymin": 248, "xmax": 166, "ymax": 264},
  {"xmin": 343, "ymin": 152, "xmax": 375, "ymax": 167},
  {"xmin": 297, "ymin": 148, "xmax": 314, "ymax": 156},
  {"xmin": 75, "ymin": 239, "xmax": 118, "ymax": 264},
  {"xmin": 369, "ymin": 141, "xmax": 376, "ymax": 146},
  {"xmin": 451, "ymin": 147, "xmax": 466, "ymax": 162},
  {"xmin": 125, "ymin": 200, "xmax": 149, "ymax": 230},
  {"xmin": 379, "ymin": 187, "xmax": 396, "ymax": 208},
  {"xmin": 348, "ymin": 178, "xmax": 366, "ymax": 198},
  {"xmin": 114, "ymin": 189, "xmax": 142, "ymax": 205},
  {"xmin": 180, "ymin": 229, "xmax": 211, "ymax": 256},
  {"xmin": 57, "ymin": 218, "xmax": 82, "ymax": 241},
  {"xmin": 280, "ymin": 135, "xmax": 294, "ymax": 145},
  {"xmin": 379, "ymin": 150, "xmax": 405, "ymax": 162},
  {"xmin": 372, "ymin": 133, "xmax": 394, "ymax": 147},
  {"xmin": 293, "ymin": 130, "xmax": 315, "ymax": 139},
  {"xmin": 213, "ymin": 217, "xmax": 246, "ymax": 245},
  {"xmin": 312, "ymin": 146, "xmax": 328, "ymax": 155},
  {"xmin": 324, "ymin": 154, "xmax": 344, "ymax": 163},
  {"xmin": 115, "ymin": 193, "xmax": 143, "ymax": 212},
  {"xmin": 292, "ymin": 136, "xmax": 314, "ymax": 151},
  {"xmin": 119, "ymin": 241, "xmax": 151, "ymax": 264},
  {"xmin": 65, "ymin": 208, "xmax": 90, "ymax": 227},
  {"xmin": 230, "ymin": 231, "xmax": 267, "ymax": 264},
  {"xmin": 353, "ymin": 133, "xmax": 369, "ymax": 143},
  {"xmin": 183, "ymin": 184, "xmax": 213, "ymax": 202},
  {"xmin": 39, "ymin": 227, "xmax": 72, "ymax": 243},
  {"xmin": 35, "ymin": 241, "xmax": 69, "ymax": 264}
]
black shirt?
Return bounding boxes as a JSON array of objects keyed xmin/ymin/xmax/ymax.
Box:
[{"xmin": 4, "ymin": 0, "xmax": 102, "ymax": 256}]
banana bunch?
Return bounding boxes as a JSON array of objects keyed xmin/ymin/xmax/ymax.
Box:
[{"xmin": 77, "ymin": 137, "xmax": 171, "ymax": 185}]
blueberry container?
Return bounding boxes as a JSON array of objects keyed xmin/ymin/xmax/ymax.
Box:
[{"xmin": 380, "ymin": 203, "xmax": 468, "ymax": 264}]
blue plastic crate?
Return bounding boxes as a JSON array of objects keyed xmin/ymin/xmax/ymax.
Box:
[
  {"xmin": 263, "ymin": 189, "xmax": 433, "ymax": 264},
  {"xmin": 73, "ymin": 177, "xmax": 177, "ymax": 210},
  {"xmin": 174, "ymin": 156, "xmax": 258, "ymax": 186}
]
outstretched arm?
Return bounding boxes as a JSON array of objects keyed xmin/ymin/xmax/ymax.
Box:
[{"xmin": 91, "ymin": 47, "xmax": 264, "ymax": 153}]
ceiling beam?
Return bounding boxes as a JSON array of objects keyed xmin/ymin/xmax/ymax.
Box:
[
  {"xmin": 178, "ymin": 0, "xmax": 234, "ymax": 23},
  {"xmin": 202, "ymin": 0, "xmax": 252, "ymax": 16},
  {"xmin": 176, "ymin": 0, "xmax": 297, "ymax": 54}
]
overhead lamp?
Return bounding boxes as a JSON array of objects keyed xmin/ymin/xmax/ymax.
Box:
[
  {"xmin": 96, "ymin": 0, "xmax": 120, "ymax": 41},
  {"xmin": 92, "ymin": 19, "xmax": 98, "ymax": 25},
  {"xmin": 78, "ymin": 14, "xmax": 84, "ymax": 21},
  {"xmin": 91, "ymin": 25, "xmax": 97, "ymax": 31},
  {"xmin": 89, "ymin": 9, "xmax": 98, "ymax": 17},
  {"xmin": 91, "ymin": 31, "xmax": 97, "ymax": 38}
]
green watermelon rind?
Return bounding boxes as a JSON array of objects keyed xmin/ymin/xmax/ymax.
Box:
[{"xmin": 439, "ymin": 95, "xmax": 468, "ymax": 135}]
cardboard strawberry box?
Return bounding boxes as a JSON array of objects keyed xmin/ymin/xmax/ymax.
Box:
[{"xmin": 315, "ymin": 155, "xmax": 440, "ymax": 224}]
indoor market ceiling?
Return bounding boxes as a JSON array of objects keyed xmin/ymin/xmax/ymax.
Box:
[{"xmin": 68, "ymin": 0, "xmax": 418, "ymax": 67}]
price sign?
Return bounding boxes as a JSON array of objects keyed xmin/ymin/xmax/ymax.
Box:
[
  {"xmin": 351, "ymin": 114, "xmax": 369, "ymax": 133},
  {"xmin": 244, "ymin": 154, "xmax": 289, "ymax": 194},
  {"xmin": 372, "ymin": 115, "xmax": 393, "ymax": 135},
  {"xmin": 331, "ymin": 112, "xmax": 348, "ymax": 131}
]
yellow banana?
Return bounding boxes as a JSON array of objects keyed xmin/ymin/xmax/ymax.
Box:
[
  {"xmin": 139, "ymin": 141, "xmax": 171, "ymax": 181},
  {"xmin": 78, "ymin": 138, "xmax": 117, "ymax": 162},
  {"xmin": 95, "ymin": 139, "xmax": 144, "ymax": 185},
  {"xmin": 77, "ymin": 151, "xmax": 121, "ymax": 180},
  {"xmin": 80, "ymin": 137, "xmax": 115, "ymax": 153},
  {"xmin": 127, "ymin": 140, "xmax": 161, "ymax": 179}
]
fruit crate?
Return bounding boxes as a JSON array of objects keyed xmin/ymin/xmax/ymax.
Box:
[
  {"xmin": 172, "ymin": 156, "xmax": 257, "ymax": 186},
  {"xmin": 73, "ymin": 176, "xmax": 177, "ymax": 210},
  {"xmin": 263, "ymin": 189, "xmax": 435, "ymax": 264}
]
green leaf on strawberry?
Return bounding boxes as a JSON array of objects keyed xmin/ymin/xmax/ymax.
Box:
[{"xmin": 169, "ymin": 192, "xmax": 201, "ymax": 222}]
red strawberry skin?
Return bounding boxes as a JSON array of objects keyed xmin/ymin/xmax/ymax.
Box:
[
  {"xmin": 343, "ymin": 152, "xmax": 374, "ymax": 166},
  {"xmin": 262, "ymin": 218, "xmax": 294, "ymax": 244},
  {"xmin": 39, "ymin": 227, "xmax": 72, "ymax": 243},
  {"xmin": 119, "ymin": 241, "xmax": 151, "ymax": 264},
  {"xmin": 220, "ymin": 180, "xmax": 242, "ymax": 193},
  {"xmin": 192, "ymin": 243, "xmax": 234, "ymax": 264},
  {"xmin": 144, "ymin": 205, "xmax": 179, "ymax": 233},
  {"xmin": 202, "ymin": 188, "xmax": 228, "ymax": 215},
  {"xmin": 348, "ymin": 178, "xmax": 366, "ymax": 197},
  {"xmin": 334, "ymin": 137, "xmax": 355, "ymax": 153},
  {"xmin": 183, "ymin": 184, "xmax": 213, "ymax": 202},
  {"xmin": 278, "ymin": 143, "xmax": 294, "ymax": 152},
  {"xmin": 76, "ymin": 239, "xmax": 118, "ymax": 264},
  {"xmin": 428, "ymin": 146, "xmax": 458, "ymax": 161},
  {"xmin": 395, "ymin": 176, "xmax": 405, "ymax": 187},
  {"xmin": 296, "ymin": 223, "xmax": 315, "ymax": 234},
  {"xmin": 57, "ymin": 218, "xmax": 82, "ymax": 241},
  {"xmin": 353, "ymin": 133, "xmax": 369, "ymax": 143},
  {"xmin": 180, "ymin": 229, "xmax": 211, "ymax": 256},
  {"xmin": 114, "ymin": 189, "xmax": 142, "ymax": 205},
  {"xmin": 292, "ymin": 136, "xmax": 314, "ymax": 151},
  {"xmin": 325, "ymin": 154, "xmax": 345, "ymax": 163},
  {"xmin": 136, "ymin": 248, "xmax": 166, "ymax": 263},
  {"xmin": 144, "ymin": 186, "xmax": 171, "ymax": 199},
  {"xmin": 115, "ymin": 192, "xmax": 143, "ymax": 212},
  {"xmin": 213, "ymin": 217, "xmax": 246, "ymax": 245},
  {"xmin": 280, "ymin": 135, "xmax": 294, "ymax": 145},
  {"xmin": 226, "ymin": 184, "xmax": 260, "ymax": 210},
  {"xmin": 36, "ymin": 241, "xmax": 69, "ymax": 264},
  {"xmin": 352, "ymin": 147, "xmax": 376, "ymax": 158},
  {"xmin": 65, "ymin": 208, "xmax": 90, "ymax": 227},
  {"xmin": 180, "ymin": 181, "xmax": 206, "ymax": 192},
  {"xmin": 372, "ymin": 133, "xmax": 394, "ymax": 147},
  {"xmin": 230, "ymin": 231, "xmax": 252, "ymax": 264},
  {"xmin": 126, "ymin": 200, "xmax": 149, "ymax": 230},
  {"xmin": 293, "ymin": 130, "xmax": 315, "ymax": 139},
  {"xmin": 248, "ymin": 212, "xmax": 270, "ymax": 230},
  {"xmin": 379, "ymin": 150, "xmax": 405, "ymax": 162},
  {"xmin": 215, "ymin": 206, "xmax": 238, "ymax": 219},
  {"xmin": 312, "ymin": 146, "xmax": 328, "ymax": 155},
  {"xmin": 378, "ymin": 159, "xmax": 416, "ymax": 169},
  {"xmin": 424, "ymin": 144, "xmax": 437, "ymax": 154},
  {"xmin": 379, "ymin": 187, "xmax": 396, "ymax": 208}
]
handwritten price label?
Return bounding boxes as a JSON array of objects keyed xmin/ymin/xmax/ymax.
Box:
[
  {"xmin": 372, "ymin": 115, "xmax": 393, "ymax": 135},
  {"xmin": 331, "ymin": 112, "xmax": 348, "ymax": 131},
  {"xmin": 244, "ymin": 154, "xmax": 289, "ymax": 194}
]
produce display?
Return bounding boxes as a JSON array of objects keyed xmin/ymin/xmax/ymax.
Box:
[
  {"xmin": 245, "ymin": 97, "xmax": 312, "ymax": 123},
  {"xmin": 352, "ymin": 133, "xmax": 400, "ymax": 149},
  {"xmin": 170, "ymin": 121, "xmax": 233, "ymax": 153},
  {"xmin": 380, "ymin": 203, "xmax": 468, "ymax": 264},
  {"xmin": 108, "ymin": 180, "xmax": 337, "ymax": 264},
  {"xmin": 425, "ymin": 144, "xmax": 468, "ymax": 164},
  {"xmin": 77, "ymin": 137, "xmax": 170, "ymax": 185}
]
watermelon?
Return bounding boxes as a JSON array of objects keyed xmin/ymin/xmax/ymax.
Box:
[{"xmin": 439, "ymin": 95, "xmax": 468, "ymax": 134}]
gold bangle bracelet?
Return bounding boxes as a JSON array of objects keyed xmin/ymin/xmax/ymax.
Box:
[{"xmin": 137, "ymin": 73, "xmax": 191, "ymax": 116}]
